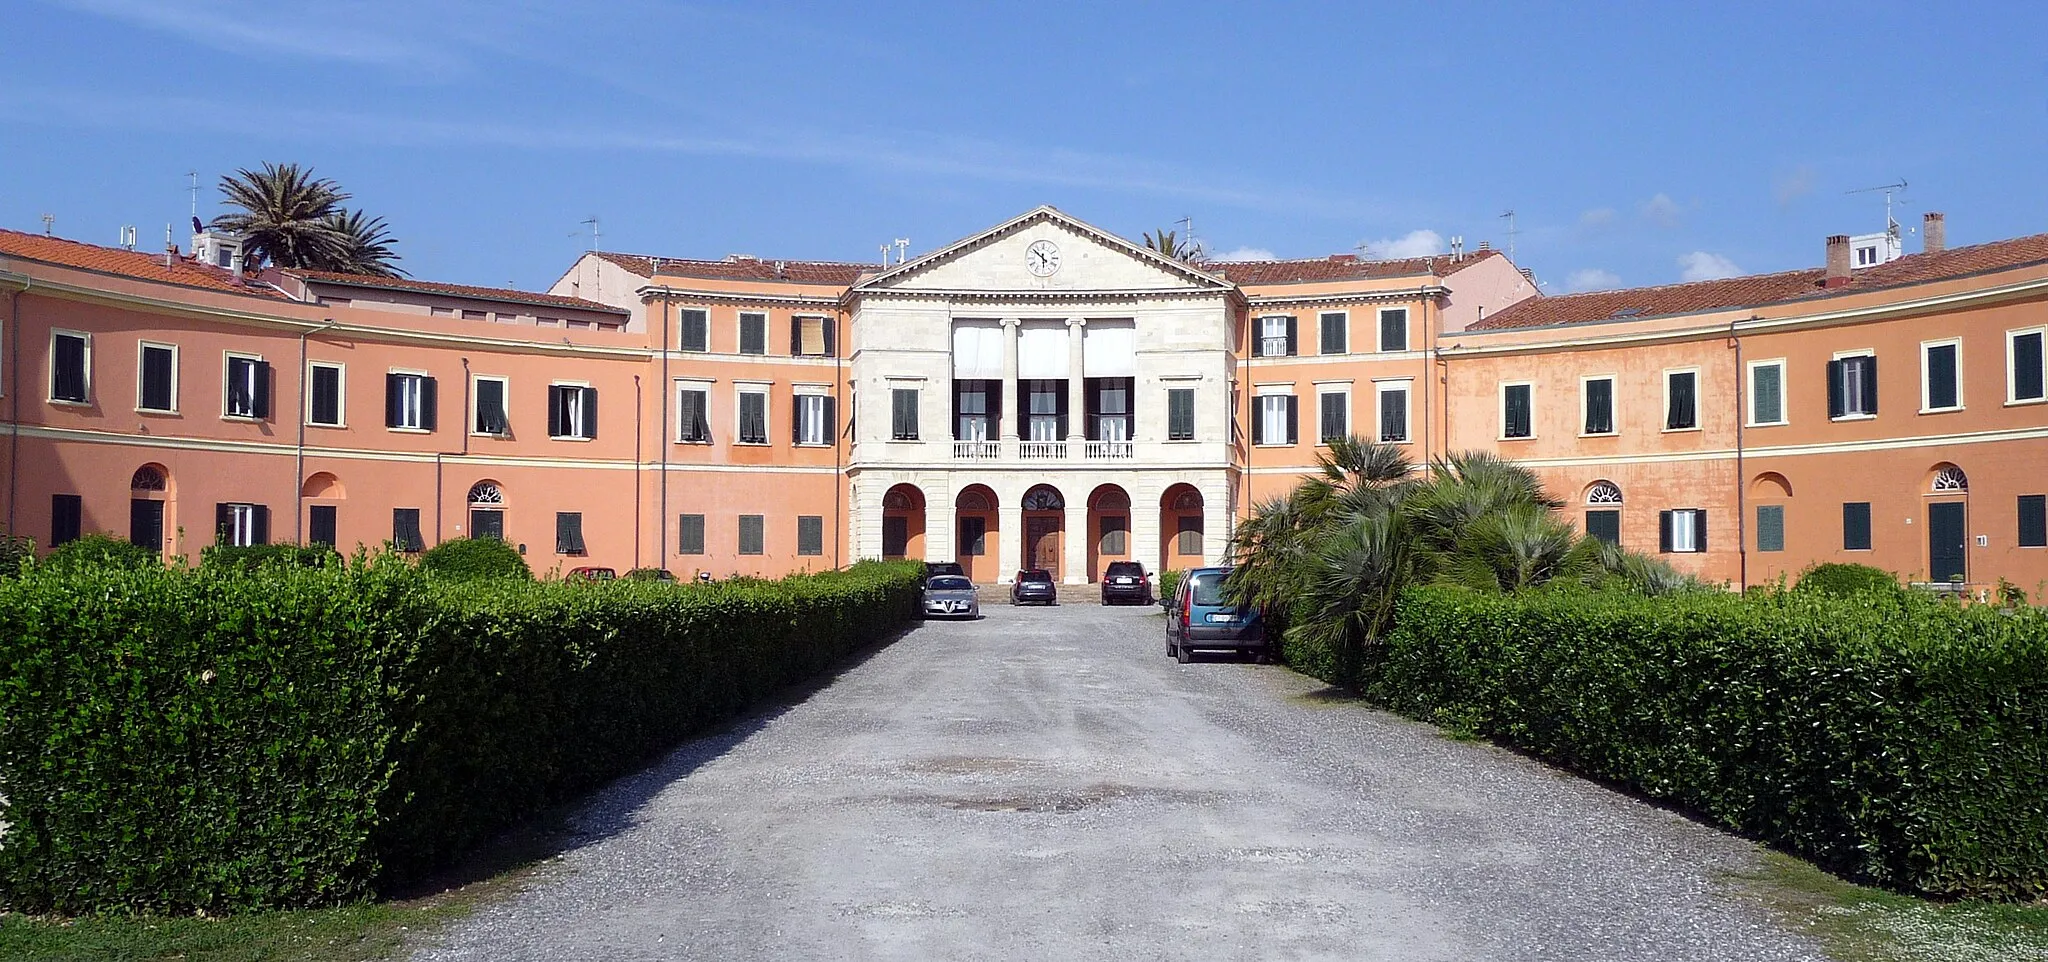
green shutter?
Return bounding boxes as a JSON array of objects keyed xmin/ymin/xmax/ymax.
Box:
[{"xmin": 1757, "ymin": 505, "xmax": 1785, "ymax": 552}]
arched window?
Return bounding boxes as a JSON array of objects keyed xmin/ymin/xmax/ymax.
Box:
[
  {"xmin": 884, "ymin": 488, "xmax": 917, "ymax": 510},
  {"xmin": 130, "ymin": 465, "xmax": 167, "ymax": 491},
  {"xmin": 1170, "ymin": 489, "xmax": 1203, "ymax": 512},
  {"xmin": 1932, "ymin": 465, "xmax": 1969, "ymax": 493},
  {"xmin": 468, "ymin": 482, "xmax": 505, "ymax": 505},
  {"xmin": 957, "ymin": 489, "xmax": 991, "ymax": 511},
  {"xmin": 1022, "ymin": 486, "xmax": 1065, "ymax": 511},
  {"xmin": 1586, "ymin": 480, "xmax": 1623, "ymax": 505}
]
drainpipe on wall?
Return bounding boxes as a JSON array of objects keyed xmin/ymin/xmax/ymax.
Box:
[
  {"xmin": 294, "ymin": 318, "xmax": 337, "ymax": 543},
  {"xmin": 657, "ymin": 286, "xmax": 669, "ymax": 571},
  {"xmin": 632, "ymin": 374, "xmax": 643, "ymax": 572},
  {"xmin": 1732, "ymin": 317, "xmax": 1751, "ymax": 590},
  {"xmin": 5, "ymin": 277, "xmax": 27, "ymax": 536},
  {"xmin": 834, "ymin": 309, "xmax": 845, "ymax": 569}
]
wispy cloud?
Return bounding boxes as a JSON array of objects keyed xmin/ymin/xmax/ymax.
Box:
[
  {"xmin": 1365, "ymin": 229, "xmax": 1444, "ymax": 259},
  {"xmin": 1566, "ymin": 268, "xmax": 1621, "ymax": 292},
  {"xmin": 1640, "ymin": 193, "xmax": 1683, "ymax": 229},
  {"xmin": 1209, "ymin": 246, "xmax": 1276, "ymax": 262},
  {"xmin": 48, "ymin": 0, "xmax": 452, "ymax": 69},
  {"xmin": 1678, "ymin": 251, "xmax": 1741, "ymax": 281},
  {"xmin": 1579, "ymin": 207, "xmax": 1617, "ymax": 229},
  {"xmin": 1773, "ymin": 165, "xmax": 1817, "ymax": 207}
]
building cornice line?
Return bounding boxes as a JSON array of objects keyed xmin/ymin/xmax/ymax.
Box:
[
  {"xmin": 637, "ymin": 285, "xmax": 842, "ymax": 308},
  {"xmin": 1243, "ymin": 285, "xmax": 1447, "ymax": 308}
]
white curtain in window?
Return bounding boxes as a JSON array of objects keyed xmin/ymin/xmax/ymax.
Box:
[
  {"xmin": 1018, "ymin": 321, "xmax": 1070, "ymax": 379},
  {"xmin": 1083, "ymin": 320, "xmax": 1136, "ymax": 377},
  {"xmin": 951, "ymin": 321, "xmax": 1003, "ymax": 379}
]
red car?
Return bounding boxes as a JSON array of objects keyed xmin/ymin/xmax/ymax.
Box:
[{"xmin": 567, "ymin": 566, "xmax": 617, "ymax": 582}]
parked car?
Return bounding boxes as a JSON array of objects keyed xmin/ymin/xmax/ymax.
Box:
[
  {"xmin": 1010, "ymin": 568, "xmax": 1058, "ymax": 605},
  {"xmin": 567, "ymin": 566, "xmax": 617, "ymax": 582},
  {"xmin": 924, "ymin": 560, "xmax": 966, "ymax": 579},
  {"xmin": 1165, "ymin": 566, "xmax": 1266, "ymax": 664},
  {"xmin": 922, "ymin": 575, "xmax": 981, "ymax": 619},
  {"xmin": 1099, "ymin": 560, "xmax": 1152, "ymax": 605},
  {"xmin": 624, "ymin": 568, "xmax": 676, "ymax": 582}
]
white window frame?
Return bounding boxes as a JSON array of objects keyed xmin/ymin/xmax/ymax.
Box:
[
  {"xmin": 738, "ymin": 311, "xmax": 769, "ymax": 356},
  {"xmin": 222, "ymin": 351, "xmax": 265, "ymax": 420},
  {"xmin": 471, "ymin": 373, "xmax": 510, "ymax": 437},
  {"xmin": 1254, "ymin": 384, "xmax": 1292, "ymax": 447},
  {"xmin": 795, "ymin": 384, "xmax": 830, "ymax": 446},
  {"xmin": 1746, "ymin": 358, "xmax": 1787, "ymax": 427},
  {"xmin": 1258, "ymin": 315, "xmax": 1290, "ymax": 358},
  {"xmin": 1832, "ymin": 349, "xmax": 1877, "ymax": 421},
  {"xmin": 1662, "ymin": 366, "xmax": 1701, "ymax": 433},
  {"xmin": 1374, "ymin": 378, "xmax": 1413, "ymax": 444},
  {"xmin": 1499, "ymin": 380, "xmax": 1535, "ymax": 441},
  {"xmin": 678, "ymin": 307, "xmax": 712, "ymax": 353},
  {"xmin": 1313, "ymin": 380, "xmax": 1350, "ymax": 445},
  {"xmin": 49, "ymin": 329, "xmax": 93, "ymax": 405},
  {"xmin": 388, "ymin": 369, "xmax": 428, "ymax": 432},
  {"xmin": 675, "ymin": 378, "xmax": 714, "ymax": 444},
  {"xmin": 2006, "ymin": 327, "xmax": 2046, "ymax": 406},
  {"xmin": 1578, "ymin": 374, "xmax": 1617, "ymax": 437},
  {"xmin": 734, "ymin": 381, "xmax": 771, "ymax": 445},
  {"xmin": 306, "ymin": 360, "xmax": 347, "ymax": 428},
  {"xmin": 1317, "ymin": 311, "xmax": 1348, "ymax": 356},
  {"xmin": 223, "ymin": 502, "xmax": 260, "ymax": 547},
  {"xmin": 1377, "ymin": 307, "xmax": 1410, "ymax": 353},
  {"xmin": 1670, "ymin": 508, "xmax": 1702, "ymax": 553},
  {"xmin": 1920, "ymin": 338, "xmax": 1964, "ymax": 414},
  {"xmin": 136, "ymin": 340, "xmax": 179, "ymax": 414},
  {"xmin": 549, "ymin": 380, "xmax": 595, "ymax": 440}
]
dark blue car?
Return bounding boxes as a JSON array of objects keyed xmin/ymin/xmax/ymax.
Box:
[{"xmin": 1164, "ymin": 566, "xmax": 1266, "ymax": 663}]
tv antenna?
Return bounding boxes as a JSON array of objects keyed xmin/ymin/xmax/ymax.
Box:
[
  {"xmin": 189, "ymin": 170, "xmax": 200, "ymax": 220},
  {"xmin": 572, "ymin": 216, "xmax": 600, "ymax": 251},
  {"xmin": 893, "ymin": 238, "xmax": 910, "ymax": 264},
  {"xmin": 1847, "ymin": 179, "xmax": 1908, "ymax": 237},
  {"xmin": 39, "ymin": 214, "xmax": 53, "ymax": 236},
  {"xmin": 1499, "ymin": 209, "xmax": 1519, "ymax": 262}
]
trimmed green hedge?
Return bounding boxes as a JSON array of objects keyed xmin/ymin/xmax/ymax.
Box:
[
  {"xmin": 201, "ymin": 543, "xmax": 340, "ymax": 571},
  {"xmin": 1375, "ymin": 585, "xmax": 2048, "ymax": 899},
  {"xmin": 42, "ymin": 534, "xmax": 159, "ymax": 573},
  {"xmin": 1794, "ymin": 561, "xmax": 1903, "ymax": 598},
  {"xmin": 0, "ymin": 558, "xmax": 921, "ymax": 913},
  {"xmin": 1157, "ymin": 569, "xmax": 1185, "ymax": 605},
  {"xmin": 418, "ymin": 538, "xmax": 531, "ymax": 581}
]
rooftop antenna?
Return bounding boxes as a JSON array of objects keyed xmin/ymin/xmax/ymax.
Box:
[
  {"xmin": 574, "ymin": 216, "xmax": 601, "ymax": 252},
  {"xmin": 1353, "ymin": 240, "xmax": 1373, "ymax": 259},
  {"xmin": 879, "ymin": 242, "xmax": 892, "ymax": 264},
  {"xmin": 893, "ymin": 238, "xmax": 909, "ymax": 264},
  {"xmin": 119, "ymin": 225, "xmax": 137, "ymax": 250},
  {"xmin": 1174, "ymin": 214, "xmax": 1201, "ymax": 258},
  {"xmin": 188, "ymin": 170, "xmax": 200, "ymax": 221},
  {"xmin": 1499, "ymin": 209, "xmax": 1518, "ymax": 262},
  {"xmin": 1847, "ymin": 179, "xmax": 1909, "ymax": 239},
  {"xmin": 39, "ymin": 214, "xmax": 54, "ymax": 236}
]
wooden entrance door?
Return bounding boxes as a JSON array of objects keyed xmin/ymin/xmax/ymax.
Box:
[
  {"xmin": 470, "ymin": 508, "xmax": 505, "ymax": 541},
  {"xmin": 1026, "ymin": 516, "xmax": 1060, "ymax": 573},
  {"xmin": 129, "ymin": 499, "xmax": 163, "ymax": 551},
  {"xmin": 1929, "ymin": 501, "xmax": 1967, "ymax": 584}
]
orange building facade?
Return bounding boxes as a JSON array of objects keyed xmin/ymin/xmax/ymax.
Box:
[{"xmin": 3, "ymin": 207, "xmax": 2043, "ymax": 593}]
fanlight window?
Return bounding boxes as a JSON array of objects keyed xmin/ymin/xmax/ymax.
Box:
[
  {"xmin": 1022, "ymin": 487, "xmax": 1065, "ymax": 511},
  {"xmin": 883, "ymin": 488, "xmax": 917, "ymax": 511},
  {"xmin": 1932, "ymin": 466, "xmax": 1969, "ymax": 492},
  {"xmin": 1171, "ymin": 490, "xmax": 1203, "ymax": 512},
  {"xmin": 130, "ymin": 466, "xmax": 167, "ymax": 491},
  {"xmin": 1586, "ymin": 481, "xmax": 1624, "ymax": 505},
  {"xmin": 1094, "ymin": 489, "xmax": 1131, "ymax": 510},
  {"xmin": 957, "ymin": 490, "xmax": 991, "ymax": 511},
  {"xmin": 467, "ymin": 482, "xmax": 505, "ymax": 505}
]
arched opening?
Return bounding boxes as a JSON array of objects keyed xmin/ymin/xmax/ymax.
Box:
[
  {"xmin": 129, "ymin": 463, "xmax": 171, "ymax": 555},
  {"xmin": 1086, "ymin": 484, "xmax": 1132, "ymax": 582},
  {"xmin": 882, "ymin": 483, "xmax": 926, "ymax": 561},
  {"xmin": 954, "ymin": 484, "xmax": 998, "ymax": 582},
  {"xmin": 1926, "ymin": 463, "xmax": 1969, "ymax": 584},
  {"xmin": 1020, "ymin": 484, "xmax": 1065, "ymax": 579},
  {"xmin": 1160, "ymin": 484, "xmax": 1205, "ymax": 573},
  {"xmin": 468, "ymin": 480, "xmax": 506, "ymax": 541},
  {"xmin": 1750, "ymin": 472, "xmax": 1793, "ymax": 577},
  {"xmin": 300, "ymin": 472, "xmax": 345, "ymax": 499},
  {"xmin": 1749, "ymin": 472, "xmax": 1793, "ymax": 499},
  {"xmin": 1582, "ymin": 480, "xmax": 1622, "ymax": 546},
  {"xmin": 300, "ymin": 472, "xmax": 345, "ymax": 548}
]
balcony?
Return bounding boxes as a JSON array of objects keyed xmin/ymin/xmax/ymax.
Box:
[
  {"xmin": 952, "ymin": 440, "xmax": 1000, "ymax": 460},
  {"xmin": 1019, "ymin": 441, "xmax": 1067, "ymax": 460},
  {"xmin": 1084, "ymin": 440, "xmax": 1134, "ymax": 459}
]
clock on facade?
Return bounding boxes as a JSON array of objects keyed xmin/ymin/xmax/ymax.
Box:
[{"xmin": 1025, "ymin": 239, "xmax": 1061, "ymax": 277}]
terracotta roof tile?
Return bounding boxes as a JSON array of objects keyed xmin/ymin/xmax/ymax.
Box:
[
  {"xmin": 1209, "ymin": 248, "xmax": 1504, "ymax": 285},
  {"xmin": 1472, "ymin": 233, "xmax": 2048, "ymax": 331},
  {"xmin": 595, "ymin": 250, "xmax": 876, "ymax": 286},
  {"xmin": 0, "ymin": 227, "xmax": 282, "ymax": 297},
  {"xmin": 289, "ymin": 269, "xmax": 626, "ymax": 315}
]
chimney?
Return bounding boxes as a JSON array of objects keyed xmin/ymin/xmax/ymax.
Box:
[
  {"xmin": 1923, "ymin": 212, "xmax": 1946, "ymax": 254},
  {"xmin": 1823, "ymin": 235, "xmax": 1852, "ymax": 287}
]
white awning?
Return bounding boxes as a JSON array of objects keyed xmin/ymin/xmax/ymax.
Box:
[
  {"xmin": 951, "ymin": 321, "xmax": 1003, "ymax": 380},
  {"xmin": 1084, "ymin": 320, "xmax": 1135, "ymax": 377},
  {"xmin": 1018, "ymin": 320, "xmax": 1070, "ymax": 379}
]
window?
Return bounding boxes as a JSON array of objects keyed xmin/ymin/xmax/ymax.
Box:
[
  {"xmin": 1377, "ymin": 382, "xmax": 1410, "ymax": 443},
  {"xmin": 2019, "ymin": 495, "xmax": 2047, "ymax": 548},
  {"xmin": 308, "ymin": 362, "xmax": 345, "ymax": 427},
  {"xmin": 1024, "ymin": 380, "xmax": 1063, "ymax": 440},
  {"xmin": 680, "ymin": 308, "xmax": 710, "ymax": 352},
  {"xmin": 137, "ymin": 342, "xmax": 177, "ymax": 413},
  {"xmin": 1318, "ymin": 312, "xmax": 1347, "ymax": 355},
  {"xmin": 1922, "ymin": 340, "xmax": 1961, "ymax": 412},
  {"xmin": 1665, "ymin": 370, "xmax": 1698, "ymax": 430},
  {"xmin": 735, "ymin": 387, "xmax": 769, "ymax": 444},
  {"xmin": 959, "ymin": 515, "xmax": 987, "ymax": 556},
  {"xmin": 1176, "ymin": 516, "xmax": 1203, "ymax": 555},
  {"xmin": 1842, "ymin": 502, "xmax": 1872, "ymax": 551},
  {"xmin": 1167, "ymin": 387, "xmax": 1195, "ymax": 441},
  {"xmin": 882, "ymin": 516, "xmax": 910, "ymax": 558},
  {"xmin": 215, "ymin": 502, "xmax": 269, "ymax": 546},
  {"xmin": 1828, "ymin": 353, "xmax": 1878, "ymax": 418},
  {"xmin": 224, "ymin": 354, "xmax": 270, "ymax": 419},
  {"xmin": 1379, "ymin": 308, "xmax": 1409, "ymax": 353},
  {"xmin": 51, "ymin": 493, "xmax": 82, "ymax": 547},
  {"xmin": 1086, "ymin": 378, "xmax": 1131, "ymax": 441},
  {"xmin": 678, "ymin": 514, "xmax": 706, "ymax": 555},
  {"xmin": 1660, "ymin": 508, "xmax": 1706, "ymax": 553},
  {"xmin": 1748, "ymin": 360, "xmax": 1785, "ymax": 426},
  {"xmin": 955, "ymin": 380, "xmax": 997, "ymax": 441},
  {"xmin": 1258, "ymin": 315, "xmax": 1296, "ymax": 357},
  {"xmin": 1501, "ymin": 383, "xmax": 1533, "ymax": 439},
  {"xmin": 385, "ymin": 373, "xmax": 437, "ymax": 431},
  {"xmin": 556, "ymin": 512, "xmax": 586, "ymax": 554},
  {"xmin": 2009, "ymin": 329, "xmax": 2045, "ymax": 403},
  {"xmin": 1317, "ymin": 390, "xmax": 1348, "ymax": 443},
  {"xmin": 1582, "ymin": 376, "xmax": 1615, "ymax": 435},
  {"xmin": 1856, "ymin": 244, "xmax": 1879, "ymax": 267},
  {"xmin": 548, "ymin": 384, "xmax": 598, "ymax": 439},
  {"xmin": 1099, "ymin": 515, "xmax": 1128, "ymax": 555},
  {"xmin": 1585, "ymin": 510, "xmax": 1620, "ymax": 545},
  {"xmin": 677, "ymin": 383, "xmax": 711, "ymax": 443},
  {"xmin": 738, "ymin": 312, "xmax": 767, "ymax": 355},
  {"xmin": 1757, "ymin": 504, "xmax": 1786, "ymax": 552},
  {"xmin": 1253, "ymin": 393, "xmax": 1296, "ymax": 445},
  {"xmin": 791, "ymin": 316, "xmax": 836, "ymax": 357},
  {"xmin": 797, "ymin": 515, "xmax": 824, "ymax": 556},
  {"xmin": 472, "ymin": 375, "xmax": 509, "ymax": 435},
  {"xmin": 794, "ymin": 392, "xmax": 833, "ymax": 446},
  {"xmin": 392, "ymin": 508, "xmax": 425, "ymax": 553},
  {"xmin": 309, "ymin": 504, "xmax": 337, "ymax": 547},
  {"xmin": 890, "ymin": 387, "xmax": 920, "ymax": 440},
  {"xmin": 738, "ymin": 514, "xmax": 765, "ymax": 555},
  {"xmin": 50, "ymin": 331, "xmax": 90, "ymax": 403}
]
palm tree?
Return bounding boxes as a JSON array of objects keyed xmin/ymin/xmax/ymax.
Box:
[
  {"xmin": 1142, "ymin": 228, "xmax": 1202, "ymax": 262},
  {"xmin": 323, "ymin": 209, "xmax": 407, "ymax": 278},
  {"xmin": 210, "ymin": 163, "xmax": 351, "ymax": 271}
]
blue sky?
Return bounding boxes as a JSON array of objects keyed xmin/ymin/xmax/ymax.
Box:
[{"xmin": 2, "ymin": 1, "xmax": 2044, "ymax": 295}]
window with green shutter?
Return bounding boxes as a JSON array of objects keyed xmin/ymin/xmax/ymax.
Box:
[
  {"xmin": 1756, "ymin": 504, "xmax": 1785, "ymax": 552},
  {"xmin": 738, "ymin": 514, "xmax": 765, "ymax": 555},
  {"xmin": 797, "ymin": 515, "xmax": 824, "ymax": 556},
  {"xmin": 1842, "ymin": 502, "xmax": 1872, "ymax": 551},
  {"xmin": 678, "ymin": 513, "xmax": 705, "ymax": 555},
  {"xmin": 1750, "ymin": 362, "xmax": 1784, "ymax": 425},
  {"xmin": 1167, "ymin": 388, "xmax": 1195, "ymax": 440},
  {"xmin": 1318, "ymin": 312, "xmax": 1347, "ymax": 355},
  {"xmin": 891, "ymin": 388, "xmax": 920, "ymax": 440},
  {"xmin": 2020, "ymin": 495, "xmax": 2047, "ymax": 548}
]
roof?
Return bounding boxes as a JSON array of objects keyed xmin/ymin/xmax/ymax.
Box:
[
  {"xmin": 0, "ymin": 227, "xmax": 282, "ymax": 297},
  {"xmin": 1472, "ymin": 232, "xmax": 2048, "ymax": 331},
  {"xmin": 288, "ymin": 269, "xmax": 627, "ymax": 315},
  {"xmin": 853, "ymin": 206, "xmax": 1237, "ymax": 292},
  {"xmin": 594, "ymin": 250, "xmax": 875, "ymax": 286},
  {"xmin": 1209, "ymin": 248, "xmax": 1505, "ymax": 285}
]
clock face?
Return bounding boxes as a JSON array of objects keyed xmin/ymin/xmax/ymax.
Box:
[{"xmin": 1025, "ymin": 239, "xmax": 1061, "ymax": 277}]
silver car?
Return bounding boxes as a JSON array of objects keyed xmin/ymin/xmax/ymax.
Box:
[{"xmin": 922, "ymin": 575, "xmax": 981, "ymax": 619}]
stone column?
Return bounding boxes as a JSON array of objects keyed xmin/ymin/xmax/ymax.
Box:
[
  {"xmin": 997, "ymin": 489, "xmax": 1024, "ymax": 583},
  {"xmin": 1131, "ymin": 479, "xmax": 1163, "ymax": 578},
  {"xmin": 1066, "ymin": 317, "xmax": 1087, "ymax": 446},
  {"xmin": 1063, "ymin": 490, "xmax": 1090, "ymax": 585},
  {"xmin": 1200, "ymin": 476, "xmax": 1232, "ymax": 566},
  {"xmin": 925, "ymin": 481, "xmax": 953, "ymax": 563},
  {"xmin": 1000, "ymin": 318, "xmax": 1021, "ymax": 443},
  {"xmin": 852, "ymin": 480, "xmax": 883, "ymax": 562}
]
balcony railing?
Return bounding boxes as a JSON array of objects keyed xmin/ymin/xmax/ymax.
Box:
[
  {"xmin": 952, "ymin": 440, "xmax": 1000, "ymax": 459},
  {"xmin": 1085, "ymin": 440, "xmax": 1134, "ymax": 459},
  {"xmin": 1019, "ymin": 440, "xmax": 1067, "ymax": 460}
]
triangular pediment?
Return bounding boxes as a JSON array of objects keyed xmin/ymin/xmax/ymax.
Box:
[{"xmin": 852, "ymin": 206, "xmax": 1235, "ymax": 295}]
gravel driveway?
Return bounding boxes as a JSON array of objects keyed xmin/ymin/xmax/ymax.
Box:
[{"xmin": 412, "ymin": 602, "xmax": 1823, "ymax": 961}]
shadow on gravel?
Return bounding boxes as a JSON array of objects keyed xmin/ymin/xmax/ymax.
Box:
[
  {"xmin": 385, "ymin": 621, "xmax": 925, "ymax": 903},
  {"xmin": 1290, "ymin": 685, "xmax": 1365, "ymax": 706}
]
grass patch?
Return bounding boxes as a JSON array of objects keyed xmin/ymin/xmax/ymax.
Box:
[
  {"xmin": 1727, "ymin": 850, "xmax": 2048, "ymax": 962},
  {"xmin": 0, "ymin": 898, "xmax": 467, "ymax": 962}
]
